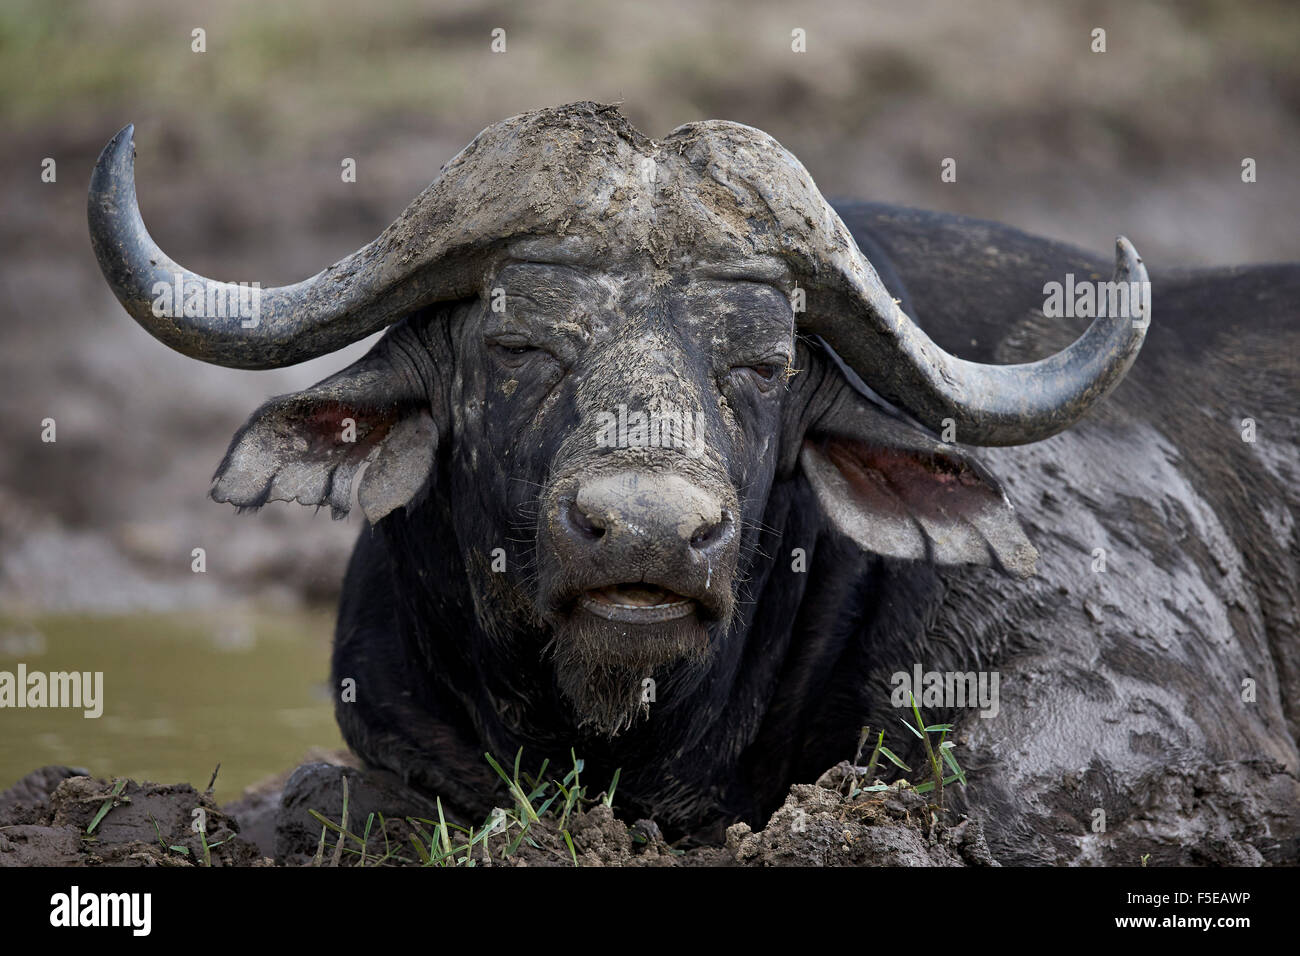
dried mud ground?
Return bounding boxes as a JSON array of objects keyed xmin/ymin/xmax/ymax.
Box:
[{"xmin": 0, "ymin": 759, "xmax": 995, "ymax": 867}]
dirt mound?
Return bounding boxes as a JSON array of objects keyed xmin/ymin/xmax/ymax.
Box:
[
  {"xmin": 482, "ymin": 768, "xmax": 994, "ymax": 867},
  {"xmin": 0, "ymin": 759, "xmax": 992, "ymax": 867},
  {"xmin": 0, "ymin": 767, "xmax": 268, "ymax": 866},
  {"xmin": 725, "ymin": 762, "xmax": 996, "ymax": 866}
]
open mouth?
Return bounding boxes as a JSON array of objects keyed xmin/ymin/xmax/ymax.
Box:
[{"xmin": 579, "ymin": 584, "xmax": 697, "ymax": 624}]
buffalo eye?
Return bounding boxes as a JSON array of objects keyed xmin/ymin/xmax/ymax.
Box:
[
  {"xmin": 487, "ymin": 336, "xmax": 551, "ymax": 368},
  {"xmin": 728, "ymin": 362, "xmax": 784, "ymax": 391}
]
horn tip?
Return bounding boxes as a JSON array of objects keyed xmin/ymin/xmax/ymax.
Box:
[
  {"xmin": 94, "ymin": 123, "xmax": 137, "ymax": 178},
  {"xmin": 1114, "ymin": 234, "xmax": 1144, "ymax": 265},
  {"xmin": 1113, "ymin": 234, "xmax": 1149, "ymax": 285},
  {"xmin": 89, "ymin": 124, "xmax": 139, "ymax": 228}
]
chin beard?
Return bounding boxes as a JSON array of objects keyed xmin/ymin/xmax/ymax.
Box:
[{"xmin": 547, "ymin": 611, "xmax": 711, "ymax": 737}]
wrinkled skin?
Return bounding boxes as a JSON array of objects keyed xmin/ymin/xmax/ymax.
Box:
[
  {"xmin": 483, "ymin": 254, "xmax": 792, "ymax": 733},
  {"xmin": 435, "ymin": 249, "xmax": 782, "ymax": 729}
]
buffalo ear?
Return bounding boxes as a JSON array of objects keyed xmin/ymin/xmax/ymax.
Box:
[
  {"xmin": 212, "ymin": 365, "xmax": 436, "ymax": 524},
  {"xmin": 800, "ymin": 391, "xmax": 1037, "ymax": 578}
]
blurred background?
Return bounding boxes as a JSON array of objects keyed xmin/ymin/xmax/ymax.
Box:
[{"xmin": 1, "ymin": 0, "xmax": 1297, "ymax": 800}]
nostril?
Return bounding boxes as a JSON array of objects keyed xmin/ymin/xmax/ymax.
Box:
[
  {"xmin": 561, "ymin": 497, "xmax": 605, "ymax": 541},
  {"xmin": 690, "ymin": 509, "xmax": 734, "ymax": 551}
]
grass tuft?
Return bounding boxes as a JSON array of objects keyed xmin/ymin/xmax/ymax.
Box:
[{"xmin": 307, "ymin": 750, "xmax": 622, "ymax": 867}]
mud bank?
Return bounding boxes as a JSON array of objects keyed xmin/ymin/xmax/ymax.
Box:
[{"xmin": 0, "ymin": 760, "xmax": 993, "ymax": 867}]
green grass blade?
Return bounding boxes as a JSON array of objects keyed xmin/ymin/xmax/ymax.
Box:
[
  {"xmin": 485, "ymin": 752, "xmax": 540, "ymax": 823},
  {"xmin": 939, "ymin": 742, "xmax": 968, "ymax": 785},
  {"xmin": 86, "ymin": 778, "xmax": 127, "ymax": 835},
  {"xmin": 603, "ymin": 768, "xmax": 621, "ymax": 807},
  {"xmin": 877, "ymin": 745, "xmax": 911, "ymax": 772},
  {"xmin": 408, "ymin": 833, "xmax": 430, "ymax": 865},
  {"xmin": 436, "ymin": 797, "xmax": 452, "ymax": 856}
]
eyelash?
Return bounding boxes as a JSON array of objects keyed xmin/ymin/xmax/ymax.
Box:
[
  {"xmin": 728, "ymin": 363, "xmax": 785, "ymax": 391},
  {"xmin": 487, "ymin": 339, "xmax": 549, "ymax": 370}
]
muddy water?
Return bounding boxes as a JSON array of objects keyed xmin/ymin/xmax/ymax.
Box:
[{"xmin": 0, "ymin": 609, "xmax": 344, "ymax": 804}]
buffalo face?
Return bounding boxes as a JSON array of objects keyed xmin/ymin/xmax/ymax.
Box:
[{"xmin": 451, "ymin": 247, "xmax": 796, "ymax": 732}]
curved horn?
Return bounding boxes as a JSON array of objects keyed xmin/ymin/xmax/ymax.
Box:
[
  {"xmin": 88, "ymin": 125, "xmax": 469, "ymax": 369},
  {"xmin": 88, "ymin": 108, "xmax": 668, "ymax": 369},
  {"xmin": 805, "ymin": 237, "xmax": 1150, "ymax": 446},
  {"xmin": 655, "ymin": 117, "xmax": 1151, "ymax": 448},
  {"xmin": 88, "ymin": 109, "xmax": 635, "ymax": 369}
]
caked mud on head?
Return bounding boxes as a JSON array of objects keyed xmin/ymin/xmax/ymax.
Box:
[{"xmin": 449, "ymin": 241, "xmax": 798, "ymax": 733}]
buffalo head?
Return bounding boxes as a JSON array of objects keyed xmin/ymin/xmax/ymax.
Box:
[{"xmin": 88, "ymin": 102, "xmax": 1149, "ymax": 735}]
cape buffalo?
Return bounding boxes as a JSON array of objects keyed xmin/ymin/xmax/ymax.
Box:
[{"xmin": 88, "ymin": 102, "xmax": 1299, "ymax": 864}]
